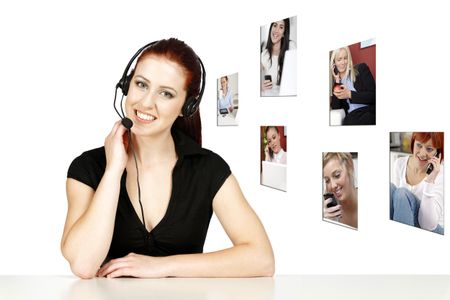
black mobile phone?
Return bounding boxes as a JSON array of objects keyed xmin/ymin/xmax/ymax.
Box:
[
  {"xmin": 333, "ymin": 65, "xmax": 339, "ymax": 75},
  {"xmin": 323, "ymin": 192, "xmax": 338, "ymax": 208},
  {"xmin": 426, "ymin": 149, "xmax": 441, "ymax": 175},
  {"xmin": 264, "ymin": 75, "xmax": 272, "ymax": 82}
]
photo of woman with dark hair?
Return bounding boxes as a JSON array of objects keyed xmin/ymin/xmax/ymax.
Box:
[{"xmin": 260, "ymin": 16, "xmax": 297, "ymax": 97}]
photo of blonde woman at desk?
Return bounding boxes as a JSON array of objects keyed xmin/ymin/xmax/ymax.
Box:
[
  {"xmin": 260, "ymin": 16, "xmax": 297, "ymax": 97},
  {"xmin": 260, "ymin": 126, "xmax": 287, "ymax": 192},
  {"xmin": 62, "ymin": 38, "xmax": 274, "ymax": 279},
  {"xmin": 390, "ymin": 132, "xmax": 444, "ymax": 235},
  {"xmin": 322, "ymin": 152, "xmax": 358, "ymax": 229},
  {"xmin": 217, "ymin": 73, "xmax": 238, "ymax": 126}
]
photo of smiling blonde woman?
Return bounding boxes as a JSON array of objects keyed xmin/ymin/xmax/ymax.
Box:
[{"xmin": 322, "ymin": 152, "xmax": 358, "ymax": 229}]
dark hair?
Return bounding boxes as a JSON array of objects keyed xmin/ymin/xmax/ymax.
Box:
[
  {"xmin": 265, "ymin": 126, "xmax": 279, "ymax": 160},
  {"xmin": 265, "ymin": 18, "xmax": 291, "ymax": 85},
  {"xmin": 411, "ymin": 132, "xmax": 444, "ymax": 162},
  {"xmin": 136, "ymin": 38, "xmax": 203, "ymax": 146}
]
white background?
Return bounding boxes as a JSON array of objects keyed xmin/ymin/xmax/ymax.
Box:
[{"xmin": 1, "ymin": 0, "xmax": 449, "ymax": 275}]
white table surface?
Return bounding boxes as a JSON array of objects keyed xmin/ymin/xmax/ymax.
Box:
[
  {"xmin": 217, "ymin": 110, "xmax": 238, "ymax": 126},
  {"xmin": 1, "ymin": 275, "xmax": 450, "ymax": 300}
]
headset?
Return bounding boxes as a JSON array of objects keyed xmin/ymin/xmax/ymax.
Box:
[
  {"xmin": 113, "ymin": 40, "xmax": 206, "ymax": 129},
  {"xmin": 112, "ymin": 40, "xmax": 206, "ymax": 232}
]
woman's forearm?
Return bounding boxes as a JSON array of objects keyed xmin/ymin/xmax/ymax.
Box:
[
  {"xmin": 164, "ymin": 243, "xmax": 275, "ymax": 278},
  {"xmin": 418, "ymin": 182, "xmax": 443, "ymax": 231},
  {"xmin": 62, "ymin": 170, "xmax": 122, "ymax": 278}
]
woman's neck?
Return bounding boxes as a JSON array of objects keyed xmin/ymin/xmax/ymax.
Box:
[
  {"xmin": 131, "ymin": 130, "xmax": 177, "ymax": 167},
  {"xmin": 272, "ymin": 42, "xmax": 281, "ymax": 56},
  {"xmin": 341, "ymin": 188, "xmax": 357, "ymax": 212},
  {"xmin": 407, "ymin": 156, "xmax": 426, "ymax": 175}
]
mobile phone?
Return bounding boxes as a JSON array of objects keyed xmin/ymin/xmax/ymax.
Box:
[
  {"xmin": 426, "ymin": 149, "xmax": 441, "ymax": 175},
  {"xmin": 333, "ymin": 65, "xmax": 339, "ymax": 75},
  {"xmin": 264, "ymin": 75, "xmax": 272, "ymax": 82},
  {"xmin": 323, "ymin": 192, "xmax": 338, "ymax": 208}
]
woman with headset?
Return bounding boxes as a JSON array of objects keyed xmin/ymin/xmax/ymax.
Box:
[{"xmin": 61, "ymin": 38, "xmax": 274, "ymax": 278}]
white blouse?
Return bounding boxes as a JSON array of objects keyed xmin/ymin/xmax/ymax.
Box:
[{"xmin": 392, "ymin": 156, "xmax": 444, "ymax": 229}]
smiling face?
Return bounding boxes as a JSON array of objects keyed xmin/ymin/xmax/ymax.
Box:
[
  {"xmin": 412, "ymin": 138, "xmax": 438, "ymax": 168},
  {"xmin": 220, "ymin": 77, "xmax": 228, "ymax": 91},
  {"xmin": 334, "ymin": 48, "xmax": 348, "ymax": 74},
  {"xmin": 266, "ymin": 127, "xmax": 281, "ymax": 154},
  {"xmin": 125, "ymin": 55, "xmax": 188, "ymax": 137},
  {"xmin": 270, "ymin": 20, "xmax": 285, "ymax": 45},
  {"xmin": 323, "ymin": 158, "xmax": 353, "ymax": 202}
]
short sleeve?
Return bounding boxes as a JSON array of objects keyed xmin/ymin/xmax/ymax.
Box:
[
  {"xmin": 67, "ymin": 147, "xmax": 106, "ymax": 190},
  {"xmin": 205, "ymin": 151, "xmax": 231, "ymax": 200}
]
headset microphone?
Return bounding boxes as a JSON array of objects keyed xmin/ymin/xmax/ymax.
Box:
[{"xmin": 121, "ymin": 117, "xmax": 133, "ymax": 130}]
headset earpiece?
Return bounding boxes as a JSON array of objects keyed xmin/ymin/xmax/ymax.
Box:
[
  {"xmin": 117, "ymin": 70, "xmax": 134, "ymax": 96},
  {"xmin": 182, "ymin": 96, "xmax": 200, "ymax": 118}
]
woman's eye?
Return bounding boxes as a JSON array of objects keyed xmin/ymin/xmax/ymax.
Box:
[
  {"xmin": 135, "ymin": 81, "xmax": 147, "ymax": 89},
  {"xmin": 426, "ymin": 147, "xmax": 434, "ymax": 153},
  {"xmin": 160, "ymin": 90, "xmax": 174, "ymax": 99},
  {"xmin": 416, "ymin": 143, "xmax": 422, "ymax": 149},
  {"xmin": 334, "ymin": 172, "xmax": 341, "ymax": 179}
]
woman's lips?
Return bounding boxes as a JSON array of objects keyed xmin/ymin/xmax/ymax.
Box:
[
  {"xmin": 135, "ymin": 110, "xmax": 156, "ymax": 123},
  {"xmin": 416, "ymin": 155, "xmax": 429, "ymax": 165},
  {"xmin": 334, "ymin": 187, "xmax": 343, "ymax": 199}
]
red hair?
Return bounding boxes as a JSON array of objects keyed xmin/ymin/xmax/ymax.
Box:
[
  {"xmin": 411, "ymin": 132, "xmax": 444, "ymax": 161},
  {"xmin": 135, "ymin": 38, "xmax": 203, "ymax": 146}
]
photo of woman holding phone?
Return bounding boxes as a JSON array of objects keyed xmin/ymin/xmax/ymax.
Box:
[
  {"xmin": 264, "ymin": 126, "xmax": 287, "ymax": 164},
  {"xmin": 260, "ymin": 17, "xmax": 297, "ymax": 96},
  {"xmin": 329, "ymin": 45, "xmax": 376, "ymax": 125},
  {"xmin": 322, "ymin": 152, "xmax": 358, "ymax": 229},
  {"xmin": 390, "ymin": 132, "xmax": 444, "ymax": 234}
]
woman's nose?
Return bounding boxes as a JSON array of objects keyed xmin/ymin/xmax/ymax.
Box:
[
  {"xmin": 330, "ymin": 179, "xmax": 337, "ymax": 190},
  {"xmin": 140, "ymin": 91, "xmax": 155, "ymax": 108}
]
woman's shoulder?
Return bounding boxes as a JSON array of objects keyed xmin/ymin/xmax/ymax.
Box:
[
  {"xmin": 67, "ymin": 146, "xmax": 106, "ymax": 190},
  {"xmin": 394, "ymin": 155, "xmax": 409, "ymax": 169},
  {"xmin": 355, "ymin": 62, "xmax": 370, "ymax": 72},
  {"xmin": 195, "ymin": 147, "xmax": 230, "ymax": 172},
  {"xmin": 261, "ymin": 49, "xmax": 270, "ymax": 65},
  {"xmin": 72, "ymin": 146, "xmax": 106, "ymax": 166}
]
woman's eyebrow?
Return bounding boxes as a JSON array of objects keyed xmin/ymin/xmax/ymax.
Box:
[{"xmin": 134, "ymin": 74, "xmax": 150, "ymax": 82}]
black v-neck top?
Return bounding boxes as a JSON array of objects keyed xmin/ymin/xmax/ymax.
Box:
[{"xmin": 67, "ymin": 129, "xmax": 231, "ymax": 259}]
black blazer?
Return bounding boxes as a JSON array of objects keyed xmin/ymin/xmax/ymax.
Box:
[{"xmin": 331, "ymin": 63, "xmax": 376, "ymax": 112}]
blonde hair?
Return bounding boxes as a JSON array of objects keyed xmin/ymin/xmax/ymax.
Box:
[
  {"xmin": 329, "ymin": 47, "xmax": 359, "ymax": 95},
  {"xmin": 323, "ymin": 152, "xmax": 355, "ymax": 187}
]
